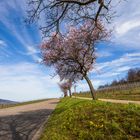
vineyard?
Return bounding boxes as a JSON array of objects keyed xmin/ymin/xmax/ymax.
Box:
[
  {"xmin": 98, "ymin": 81, "xmax": 140, "ymax": 91},
  {"xmin": 73, "ymin": 82, "xmax": 140, "ymax": 101}
]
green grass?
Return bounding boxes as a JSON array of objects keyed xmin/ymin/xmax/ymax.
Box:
[
  {"xmin": 40, "ymin": 98, "xmax": 140, "ymax": 140},
  {"xmin": 73, "ymin": 87, "xmax": 140, "ymax": 101},
  {"xmin": 0, "ymin": 98, "xmax": 50, "ymax": 109}
]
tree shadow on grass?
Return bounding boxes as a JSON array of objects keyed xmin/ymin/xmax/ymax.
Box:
[{"xmin": 0, "ymin": 108, "xmax": 53, "ymax": 140}]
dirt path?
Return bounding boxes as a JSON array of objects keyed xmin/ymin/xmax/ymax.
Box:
[
  {"xmin": 72, "ymin": 96, "xmax": 140, "ymax": 105},
  {"xmin": 0, "ymin": 99, "xmax": 59, "ymax": 140}
]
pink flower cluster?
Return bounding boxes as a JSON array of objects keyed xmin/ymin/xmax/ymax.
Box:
[{"xmin": 41, "ymin": 22, "xmax": 108, "ymax": 82}]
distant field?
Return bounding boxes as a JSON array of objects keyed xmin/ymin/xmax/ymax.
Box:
[
  {"xmin": 0, "ymin": 99, "xmax": 49, "ymax": 109},
  {"xmin": 73, "ymin": 87, "xmax": 140, "ymax": 101},
  {"xmin": 41, "ymin": 98, "xmax": 140, "ymax": 140}
]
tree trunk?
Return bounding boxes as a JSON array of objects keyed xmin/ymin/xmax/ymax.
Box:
[
  {"xmin": 84, "ymin": 75, "xmax": 96, "ymax": 100},
  {"xmin": 68, "ymin": 88, "xmax": 72, "ymax": 97},
  {"xmin": 64, "ymin": 91, "xmax": 68, "ymax": 97}
]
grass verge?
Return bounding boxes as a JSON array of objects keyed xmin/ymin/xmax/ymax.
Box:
[{"xmin": 40, "ymin": 98, "xmax": 140, "ymax": 140}]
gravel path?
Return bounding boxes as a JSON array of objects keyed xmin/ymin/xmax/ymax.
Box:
[
  {"xmin": 98, "ymin": 98, "xmax": 140, "ymax": 105},
  {"xmin": 72, "ymin": 96, "xmax": 140, "ymax": 105},
  {"xmin": 0, "ymin": 99, "xmax": 59, "ymax": 140}
]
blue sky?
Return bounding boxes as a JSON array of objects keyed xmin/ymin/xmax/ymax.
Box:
[{"xmin": 0, "ymin": 0, "xmax": 140, "ymax": 101}]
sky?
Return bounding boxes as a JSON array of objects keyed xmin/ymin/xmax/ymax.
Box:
[{"xmin": 0, "ymin": 0, "xmax": 140, "ymax": 101}]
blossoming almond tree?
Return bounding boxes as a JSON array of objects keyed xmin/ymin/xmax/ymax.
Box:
[
  {"xmin": 59, "ymin": 80, "xmax": 72, "ymax": 97},
  {"xmin": 41, "ymin": 22, "xmax": 109, "ymax": 100},
  {"xmin": 66, "ymin": 80, "xmax": 72, "ymax": 97},
  {"xmin": 58, "ymin": 82, "xmax": 68, "ymax": 97}
]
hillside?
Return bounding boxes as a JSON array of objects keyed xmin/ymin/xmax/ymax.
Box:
[
  {"xmin": 0, "ymin": 99, "xmax": 17, "ymax": 104},
  {"xmin": 40, "ymin": 98, "xmax": 140, "ymax": 140},
  {"xmin": 73, "ymin": 86, "xmax": 140, "ymax": 101}
]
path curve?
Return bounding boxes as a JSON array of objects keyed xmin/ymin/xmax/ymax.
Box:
[
  {"xmin": 72, "ymin": 96, "xmax": 140, "ymax": 105},
  {"xmin": 0, "ymin": 99, "xmax": 59, "ymax": 140}
]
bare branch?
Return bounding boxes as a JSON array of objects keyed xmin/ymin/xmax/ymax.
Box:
[{"xmin": 26, "ymin": 0, "xmax": 113, "ymax": 37}]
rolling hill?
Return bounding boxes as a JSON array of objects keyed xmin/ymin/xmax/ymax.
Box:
[{"xmin": 0, "ymin": 99, "xmax": 17, "ymax": 104}]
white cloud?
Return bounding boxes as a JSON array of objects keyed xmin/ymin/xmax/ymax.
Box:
[
  {"xmin": 0, "ymin": 62, "xmax": 61, "ymax": 101},
  {"xmin": 26, "ymin": 45, "xmax": 42, "ymax": 62},
  {"xmin": 76, "ymin": 79, "xmax": 106, "ymax": 91},
  {"xmin": 0, "ymin": 40, "xmax": 13, "ymax": 58},
  {"xmin": 0, "ymin": 0, "xmax": 41, "ymax": 61},
  {"xmin": 116, "ymin": 20, "xmax": 140, "ymax": 36},
  {"xmin": 112, "ymin": 0, "xmax": 140, "ymax": 49},
  {"xmin": 117, "ymin": 66, "xmax": 130, "ymax": 72},
  {"xmin": 0, "ymin": 0, "xmax": 140, "ymax": 97},
  {"xmin": 90, "ymin": 52, "xmax": 140, "ymax": 87},
  {"xmin": 97, "ymin": 51, "xmax": 112, "ymax": 57},
  {"xmin": 77, "ymin": 81, "xmax": 89, "ymax": 92},
  {"xmin": 0, "ymin": 40, "xmax": 7, "ymax": 47},
  {"xmin": 26, "ymin": 45, "xmax": 39, "ymax": 54},
  {"xmin": 125, "ymin": 52, "xmax": 140, "ymax": 57}
]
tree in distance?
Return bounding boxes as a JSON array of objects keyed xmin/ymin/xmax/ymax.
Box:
[{"xmin": 59, "ymin": 80, "xmax": 72, "ymax": 97}]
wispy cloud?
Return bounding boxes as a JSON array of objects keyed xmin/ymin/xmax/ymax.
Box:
[
  {"xmin": 90, "ymin": 52, "xmax": 140, "ymax": 86},
  {"xmin": 97, "ymin": 51, "xmax": 112, "ymax": 58},
  {"xmin": 0, "ymin": 40, "xmax": 7, "ymax": 47},
  {"xmin": 94, "ymin": 52, "xmax": 140, "ymax": 73},
  {"xmin": 0, "ymin": 1, "xmax": 60, "ymax": 101},
  {"xmin": 0, "ymin": 0, "xmax": 139, "ymax": 98},
  {"xmin": 77, "ymin": 79, "xmax": 104, "ymax": 91},
  {"xmin": 0, "ymin": 62, "xmax": 60, "ymax": 101},
  {"xmin": 116, "ymin": 19, "xmax": 140, "ymax": 36},
  {"xmin": 0, "ymin": 0, "xmax": 41, "ymax": 61},
  {"xmin": 0, "ymin": 40, "xmax": 13, "ymax": 59},
  {"xmin": 112, "ymin": 0, "xmax": 140, "ymax": 49},
  {"xmin": 26, "ymin": 45, "xmax": 42, "ymax": 62}
]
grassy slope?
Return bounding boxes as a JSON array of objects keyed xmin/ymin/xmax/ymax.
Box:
[
  {"xmin": 73, "ymin": 87, "xmax": 140, "ymax": 101},
  {"xmin": 41, "ymin": 98, "xmax": 140, "ymax": 140},
  {"xmin": 0, "ymin": 99, "xmax": 49, "ymax": 109}
]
